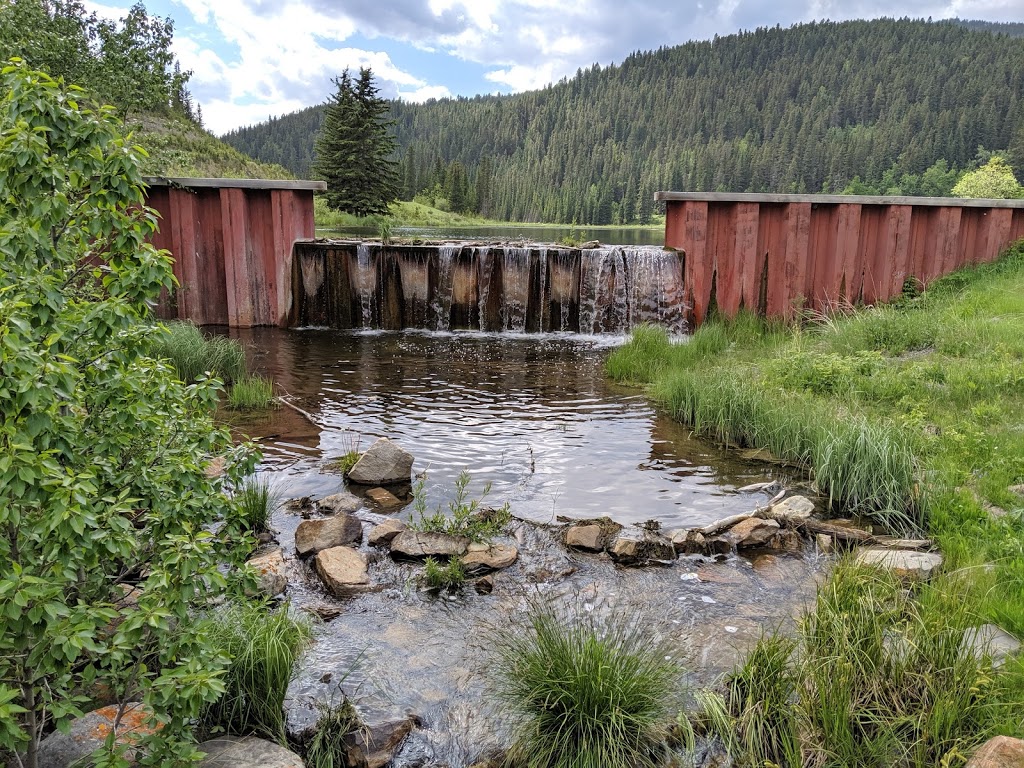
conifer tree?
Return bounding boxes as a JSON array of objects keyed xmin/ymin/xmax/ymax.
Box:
[{"xmin": 313, "ymin": 67, "xmax": 399, "ymax": 216}]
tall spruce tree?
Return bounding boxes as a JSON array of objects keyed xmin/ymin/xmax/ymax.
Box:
[{"xmin": 313, "ymin": 67, "xmax": 399, "ymax": 216}]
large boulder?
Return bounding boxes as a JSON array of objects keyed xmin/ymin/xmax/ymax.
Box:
[
  {"xmin": 295, "ymin": 514, "xmax": 363, "ymax": 557},
  {"xmin": 965, "ymin": 736, "xmax": 1024, "ymax": 768},
  {"xmin": 197, "ymin": 735, "xmax": 304, "ymax": 767},
  {"xmin": 247, "ymin": 547, "xmax": 288, "ymax": 596},
  {"xmin": 463, "ymin": 543, "xmax": 519, "ymax": 573},
  {"xmin": 390, "ymin": 531, "xmax": 469, "ymax": 560},
  {"xmin": 347, "ymin": 438, "xmax": 414, "ymax": 485},
  {"xmin": 855, "ymin": 547, "xmax": 943, "ymax": 581},
  {"xmin": 368, "ymin": 518, "xmax": 407, "ymax": 547},
  {"xmin": 315, "ymin": 546, "xmax": 370, "ymax": 596},
  {"xmin": 37, "ymin": 703, "xmax": 159, "ymax": 768}
]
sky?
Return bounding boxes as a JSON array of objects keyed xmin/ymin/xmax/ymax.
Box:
[{"xmin": 83, "ymin": 0, "xmax": 1024, "ymax": 135}]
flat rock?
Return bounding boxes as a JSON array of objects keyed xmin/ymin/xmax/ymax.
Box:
[
  {"xmin": 197, "ymin": 735, "xmax": 304, "ymax": 768},
  {"xmin": 565, "ymin": 524, "xmax": 605, "ymax": 551},
  {"xmin": 962, "ymin": 624, "xmax": 1022, "ymax": 668},
  {"xmin": 349, "ymin": 716, "xmax": 417, "ymax": 768},
  {"xmin": 966, "ymin": 736, "xmax": 1024, "ymax": 768},
  {"xmin": 1009, "ymin": 484, "xmax": 1024, "ymax": 498},
  {"xmin": 247, "ymin": 547, "xmax": 288, "ymax": 596},
  {"xmin": 765, "ymin": 495, "xmax": 814, "ymax": 524},
  {"xmin": 855, "ymin": 547, "xmax": 943, "ymax": 581},
  {"xmin": 318, "ymin": 491, "xmax": 362, "ymax": 515},
  {"xmin": 366, "ymin": 487, "xmax": 404, "ymax": 509},
  {"xmin": 608, "ymin": 531, "xmax": 675, "ymax": 565},
  {"xmin": 390, "ymin": 531, "xmax": 469, "ymax": 559},
  {"xmin": 463, "ymin": 544, "xmax": 519, "ymax": 572},
  {"xmin": 37, "ymin": 703, "xmax": 158, "ymax": 768},
  {"xmin": 348, "ymin": 438, "xmax": 414, "ymax": 485},
  {"xmin": 315, "ymin": 546, "xmax": 370, "ymax": 596},
  {"xmin": 725, "ymin": 517, "xmax": 780, "ymax": 548},
  {"xmin": 368, "ymin": 518, "xmax": 407, "ymax": 547},
  {"xmin": 295, "ymin": 514, "xmax": 363, "ymax": 557}
]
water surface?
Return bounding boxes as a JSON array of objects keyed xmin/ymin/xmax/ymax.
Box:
[{"xmin": 317, "ymin": 224, "xmax": 664, "ymax": 246}]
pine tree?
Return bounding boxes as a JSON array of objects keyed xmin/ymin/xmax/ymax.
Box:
[{"xmin": 313, "ymin": 68, "xmax": 399, "ymax": 216}]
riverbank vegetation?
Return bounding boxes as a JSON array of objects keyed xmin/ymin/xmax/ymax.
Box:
[{"xmin": 608, "ymin": 240, "xmax": 1024, "ymax": 763}]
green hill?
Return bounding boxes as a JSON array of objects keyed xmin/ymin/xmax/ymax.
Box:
[{"xmin": 223, "ymin": 18, "xmax": 1024, "ymax": 224}]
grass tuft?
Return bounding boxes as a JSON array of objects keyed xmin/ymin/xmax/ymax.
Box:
[
  {"xmin": 491, "ymin": 602, "xmax": 680, "ymax": 768},
  {"xmin": 422, "ymin": 556, "xmax": 467, "ymax": 592},
  {"xmin": 236, "ymin": 477, "xmax": 277, "ymax": 534},
  {"xmin": 304, "ymin": 696, "xmax": 363, "ymax": 768},
  {"xmin": 151, "ymin": 321, "xmax": 246, "ymax": 384},
  {"xmin": 410, "ymin": 470, "xmax": 512, "ymax": 542},
  {"xmin": 201, "ymin": 601, "xmax": 312, "ymax": 744},
  {"xmin": 228, "ymin": 374, "xmax": 276, "ymax": 410}
]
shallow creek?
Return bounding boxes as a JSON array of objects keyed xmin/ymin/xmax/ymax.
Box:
[{"xmin": 226, "ymin": 328, "xmax": 827, "ymax": 766}]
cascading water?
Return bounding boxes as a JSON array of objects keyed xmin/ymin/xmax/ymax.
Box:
[{"xmin": 293, "ymin": 241, "xmax": 687, "ymax": 334}]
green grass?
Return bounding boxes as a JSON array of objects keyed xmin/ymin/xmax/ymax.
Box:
[
  {"xmin": 409, "ymin": 470, "xmax": 512, "ymax": 543},
  {"xmin": 151, "ymin": 321, "xmax": 246, "ymax": 384},
  {"xmin": 491, "ymin": 603, "xmax": 681, "ymax": 768},
  {"xmin": 304, "ymin": 697, "xmax": 362, "ymax": 768},
  {"xmin": 700, "ymin": 563, "xmax": 1024, "ymax": 768},
  {"xmin": 201, "ymin": 601, "xmax": 312, "ymax": 744},
  {"xmin": 235, "ymin": 478, "xmax": 277, "ymax": 534},
  {"xmin": 315, "ymin": 197, "xmax": 495, "ymax": 230},
  {"xmin": 422, "ymin": 555, "xmax": 467, "ymax": 592},
  {"xmin": 228, "ymin": 374, "xmax": 276, "ymax": 410}
]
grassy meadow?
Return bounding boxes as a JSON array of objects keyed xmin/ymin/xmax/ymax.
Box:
[{"xmin": 608, "ymin": 240, "xmax": 1024, "ymax": 764}]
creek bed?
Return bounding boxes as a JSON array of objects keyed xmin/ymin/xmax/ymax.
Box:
[{"xmin": 226, "ymin": 329, "xmax": 827, "ymax": 766}]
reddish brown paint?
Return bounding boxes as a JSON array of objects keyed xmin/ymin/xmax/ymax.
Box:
[
  {"xmin": 662, "ymin": 195, "xmax": 1024, "ymax": 324},
  {"xmin": 144, "ymin": 179, "xmax": 319, "ymax": 327}
]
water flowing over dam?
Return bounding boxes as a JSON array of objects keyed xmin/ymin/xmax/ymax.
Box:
[{"xmin": 291, "ymin": 242, "xmax": 688, "ymax": 334}]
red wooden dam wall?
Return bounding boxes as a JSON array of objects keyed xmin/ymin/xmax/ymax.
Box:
[
  {"xmin": 146, "ymin": 177, "xmax": 324, "ymax": 327},
  {"xmin": 659, "ymin": 192, "xmax": 1024, "ymax": 325}
]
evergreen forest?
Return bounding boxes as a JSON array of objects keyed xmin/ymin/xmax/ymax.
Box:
[{"xmin": 223, "ymin": 18, "xmax": 1024, "ymax": 224}]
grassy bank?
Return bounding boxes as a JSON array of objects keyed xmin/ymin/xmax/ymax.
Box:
[{"xmin": 608, "ymin": 241, "xmax": 1024, "ymax": 762}]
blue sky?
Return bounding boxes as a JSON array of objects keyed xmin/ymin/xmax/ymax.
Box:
[{"xmin": 83, "ymin": 0, "xmax": 1024, "ymax": 135}]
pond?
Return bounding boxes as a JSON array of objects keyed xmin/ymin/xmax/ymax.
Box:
[
  {"xmin": 317, "ymin": 224, "xmax": 665, "ymax": 246},
  {"xmin": 228, "ymin": 328, "xmax": 826, "ymax": 766}
]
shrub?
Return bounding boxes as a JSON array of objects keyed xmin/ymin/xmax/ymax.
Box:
[
  {"xmin": 0, "ymin": 62, "xmax": 258, "ymax": 766},
  {"xmin": 201, "ymin": 601, "xmax": 312, "ymax": 744},
  {"xmin": 228, "ymin": 374, "xmax": 276, "ymax": 410},
  {"xmin": 151, "ymin": 321, "xmax": 247, "ymax": 384},
  {"xmin": 422, "ymin": 556, "xmax": 467, "ymax": 591},
  {"xmin": 410, "ymin": 471, "xmax": 512, "ymax": 542},
  {"xmin": 491, "ymin": 603, "xmax": 680, "ymax": 768}
]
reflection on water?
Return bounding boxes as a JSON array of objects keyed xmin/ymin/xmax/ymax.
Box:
[{"xmin": 229, "ymin": 328, "xmax": 797, "ymax": 528}]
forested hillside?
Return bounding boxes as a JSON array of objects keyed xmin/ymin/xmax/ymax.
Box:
[{"xmin": 224, "ymin": 18, "xmax": 1024, "ymax": 224}]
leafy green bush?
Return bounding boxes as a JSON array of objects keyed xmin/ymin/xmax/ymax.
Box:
[
  {"xmin": 422, "ymin": 556, "xmax": 467, "ymax": 591},
  {"xmin": 410, "ymin": 471, "xmax": 511, "ymax": 542},
  {"xmin": 491, "ymin": 604, "xmax": 680, "ymax": 768},
  {"xmin": 151, "ymin": 321, "xmax": 246, "ymax": 384},
  {"xmin": 201, "ymin": 601, "xmax": 311, "ymax": 744},
  {"xmin": 228, "ymin": 374, "xmax": 276, "ymax": 410},
  {"xmin": 0, "ymin": 62, "xmax": 258, "ymax": 766}
]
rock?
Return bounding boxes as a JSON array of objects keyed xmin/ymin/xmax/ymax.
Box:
[
  {"xmin": 765, "ymin": 495, "xmax": 815, "ymax": 524},
  {"xmin": 305, "ymin": 603, "xmax": 344, "ymax": 621},
  {"xmin": 1009, "ymin": 484, "xmax": 1024, "ymax": 498},
  {"xmin": 463, "ymin": 544, "xmax": 519, "ymax": 573},
  {"xmin": 962, "ymin": 624, "xmax": 1022, "ymax": 668},
  {"xmin": 390, "ymin": 531, "xmax": 469, "ymax": 560},
  {"xmin": 565, "ymin": 524, "xmax": 606, "ymax": 551},
  {"xmin": 196, "ymin": 735, "xmax": 305, "ymax": 767},
  {"xmin": 965, "ymin": 736, "xmax": 1024, "ymax": 768},
  {"xmin": 608, "ymin": 530, "xmax": 675, "ymax": 566},
  {"xmin": 724, "ymin": 517, "xmax": 780, "ymax": 548},
  {"xmin": 366, "ymin": 487, "xmax": 404, "ymax": 509},
  {"xmin": 579, "ymin": 240, "xmax": 601, "ymax": 249},
  {"xmin": 875, "ymin": 537, "xmax": 934, "ymax": 550},
  {"xmin": 815, "ymin": 533, "xmax": 834, "ymax": 553},
  {"xmin": 37, "ymin": 703, "xmax": 159, "ymax": 768},
  {"xmin": 671, "ymin": 529, "xmax": 706, "ymax": 555},
  {"xmin": 854, "ymin": 547, "xmax": 943, "ymax": 581},
  {"xmin": 368, "ymin": 519, "xmax": 407, "ymax": 547},
  {"xmin": 766, "ymin": 528, "xmax": 803, "ymax": 553},
  {"xmin": 348, "ymin": 716, "xmax": 417, "ymax": 768},
  {"xmin": 348, "ymin": 438, "xmax": 414, "ymax": 485},
  {"xmin": 295, "ymin": 514, "xmax": 363, "ymax": 557},
  {"xmin": 752, "ymin": 554, "xmax": 786, "ymax": 582},
  {"xmin": 474, "ymin": 574, "xmax": 495, "ymax": 594},
  {"xmin": 247, "ymin": 547, "xmax": 288, "ymax": 596},
  {"xmin": 315, "ymin": 547, "xmax": 370, "ymax": 596},
  {"xmin": 318, "ymin": 491, "xmax": 362, "ymax": 515}
]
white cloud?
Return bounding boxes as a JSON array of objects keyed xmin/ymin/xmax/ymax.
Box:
[{"xmin": 397, "ymin": 84, "xmax": 454, "ymax": 102}]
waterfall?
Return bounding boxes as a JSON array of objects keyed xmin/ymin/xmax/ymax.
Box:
[{"xmin": 293, "ymin": 242, "xmax": 687, "ymax": 334}]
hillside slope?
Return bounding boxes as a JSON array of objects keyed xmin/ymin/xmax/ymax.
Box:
[{"xmin": 223, "ymin": 18, "xmax": 1024, "ymax": 223}]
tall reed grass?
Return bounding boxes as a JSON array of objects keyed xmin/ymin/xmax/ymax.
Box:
[
  {"xmin": 235, "ymin": 478, "xmax": 277, "ymax": 534},
  {"xmin": 491, "ymin": 603, "xmax": 680, "ymax": 768},
  {"xmin": 151, "ymin": 321, "xmax": 246, "ymax": 384},
  {"xmin": 228, "ymin": 374, "xmax": 276, "ymax": 410},
  {"xmin": 201, "ymin": 601, "xmax": 312, "ymax": 743}
]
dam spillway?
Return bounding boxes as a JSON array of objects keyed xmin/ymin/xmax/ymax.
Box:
[{"xmin": 291, "ymin": 242, "xmax": 688, "ymax": 334}]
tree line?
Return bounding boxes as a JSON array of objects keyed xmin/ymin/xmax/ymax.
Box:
[{"xmin": 224, "ymin": 18, "xmax": 1024, "ymax": 223}]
